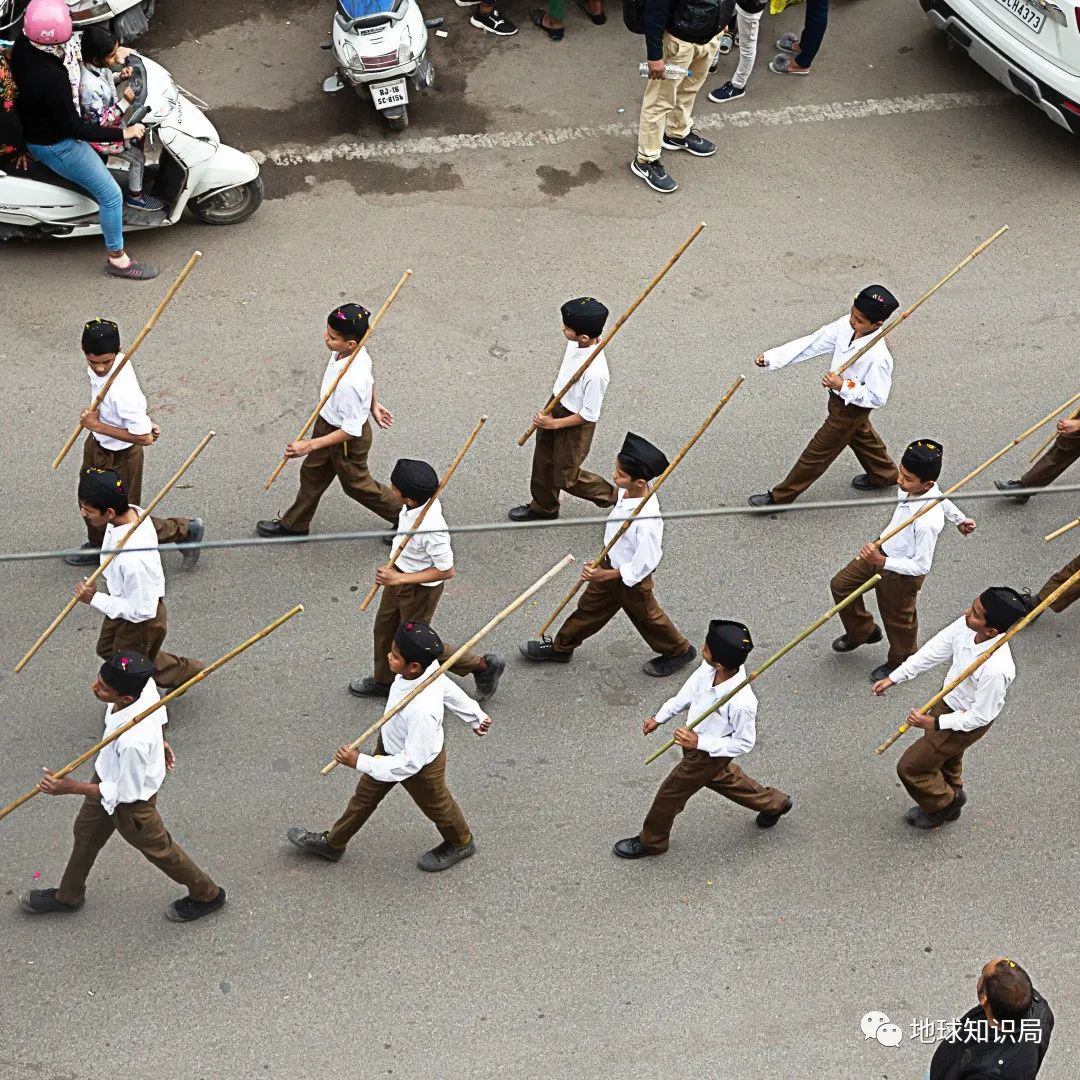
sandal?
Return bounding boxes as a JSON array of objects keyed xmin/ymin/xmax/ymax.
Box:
[
  {"xmin": 717, "ymin": 28, "xmax": 733, "ymax": 54},
  {"xmin": 105, "ymin": 256, "xmax": 159, "ymax": 280},
  {"xmin": 577, "ymin": 0, "xmax": 607, "ymax": 23},
  {"xmin": 530, "ymin": 7, "xmax": 564, "ymax": 38},
  {"xmin": 776, "ymin": 32, "xmax": 800, "ymax": 52},
  {"xmin": 769, "ymin": 53, "xmax": 809, "ymax": 75}
]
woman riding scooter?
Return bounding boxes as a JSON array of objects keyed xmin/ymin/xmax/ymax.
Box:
[{"xmin": 10, "ymin": 0, "xmax": 156, "ymax": 279}]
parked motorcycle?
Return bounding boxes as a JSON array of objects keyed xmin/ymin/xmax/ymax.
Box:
[{"xmin": 0, "ymin": 0, "xmax": 156, "ymax": 43}]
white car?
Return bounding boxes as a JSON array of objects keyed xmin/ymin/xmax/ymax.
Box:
[{"xmin": 921, "ymin": 0, "xmax": 1080, "ymax": 131}]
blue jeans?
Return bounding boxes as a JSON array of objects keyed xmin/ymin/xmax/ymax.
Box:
[
  {"xmin": 26, "ymin": 138, "xmax": 124, "ymax": 252},
  {"xmin": 795, "ymin": 0, "xmax": 828, "ymax": 68}
]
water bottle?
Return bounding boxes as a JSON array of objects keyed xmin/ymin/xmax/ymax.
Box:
[{"xmin": 638, "ymin": 62, "xmax": 692, "ymax": 79}]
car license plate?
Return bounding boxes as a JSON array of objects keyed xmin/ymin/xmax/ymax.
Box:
[
  {"xmin": 370, "ymin": 79, "xmax": 408, "ymax": 110},
  {"xmin": 992, "ymin": 0, "xmax": 1045, "ymax": 32}
]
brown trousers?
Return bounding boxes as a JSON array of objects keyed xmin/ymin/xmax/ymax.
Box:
[
  {"xmin": 1021, "ymin": 427, "xmax": 1079, "ymax": 488},
  {"xmin": 325, "ymin": 743, "xmax": 471, "ymax": 849},
  {"xmin": 96, "ymin": 599, "xmax": 203, "ymax": 689},
  {"xmin": 1038, "ymin": 552, "xmax": 1080, "ymax": 612},
  {"xmin": 771, "ymin": 393, "xmax": 898, "ymax": 504},
  {"xmin": 554, "ymin": 569, "xmax": 688, "ymax": 657},
  {"xmin": 529, "ymin": 403, "xmax": 617, "ymax": 516},
  {"xmin": 56, "ymin": 779, "xmax": 219, "ymax": 906},
  {"xmin": 896, "ymin": 703, "xmax": 991, "ymax": 814},
  {"xmin": 81, "ymin": 435, "xmax": 189, "ymax": 547},
  {"xmin": 280, "ymin": 417, "xmax": 401, "ymax": 532},
  {"xmin": 830, "ymin": 557, "xmax": 925, "ymax": 669},
  {"xmin": 372, "ymin": 578, "xmax": 485, "ymax": 685},
  {"xmin": 640, "ymin": 748, "xmax": 789, "ymax": 852}
]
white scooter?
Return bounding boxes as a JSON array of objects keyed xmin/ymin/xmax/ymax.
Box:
[
  {"xmin": 0, "ymin": 54, "xmax": 264, "ymax": 241},
  {"xmin": 0, "ymin": 0, "xmax": 155, "ymax": 43},
  {"xmin": 321, "ymin": 0, "xmax": 439, "ymax": 132}
]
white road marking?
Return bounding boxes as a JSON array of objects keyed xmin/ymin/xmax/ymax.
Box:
[{"xmin": 252, "ymin": 90, "xmax": 1004, "ymax": 166}]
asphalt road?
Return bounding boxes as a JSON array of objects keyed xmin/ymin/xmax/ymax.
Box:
[{"xmin": 1, "ymin": 1, "xmax": 1078, "ymax": 1078}]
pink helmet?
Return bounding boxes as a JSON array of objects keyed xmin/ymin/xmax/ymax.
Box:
[{"xmin": 23, "ymin": 0, "xmax": 73, "ymax": 45}]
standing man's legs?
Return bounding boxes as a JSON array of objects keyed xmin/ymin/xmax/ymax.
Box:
[
  {"xmin": 794, "ymin": 0, "xmax": 829, "ymax": 67},
  {"xmin": 665, "ymin": 37, "xmax": 720, "ymax": 139}
]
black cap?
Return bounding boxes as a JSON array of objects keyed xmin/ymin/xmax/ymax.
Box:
[
  {"xmin": 82, "ymin": 318, "xmax": 120, "ymax": 355},
  {"xmin": 617, "ymin": 432, "xmax": 668, "ymax": 481},
  {"xmin": 854, "ymin": 285, "xmax": 899, "ymax": 323},
  {"xmin": 705, "ymin": 620, "xmax": 753, "ymax": 669},
  {"xmin": 327, "ymin": 303, "xmax": 370, "ymax": 342},
  {"xmin": 560, "ymin": 297, "xmax": 608, "ymax": 339},
  {"xmin": 394, "ymin": 621, "xmax": 445, "ymax": 666},
  {"xmin": 99, "ymin": 650, "xmax": 154, "ymax": 697},
  {"xmin": 78, "ymin": 467, "xmax": 128, "ymax": 514},
  {"xmin": 391, "ymin": 459, "xmax": 439, "ymax": 503},
  {"xmin": 979, "ymin": 587, "xmax": 1028, "ymax": 633},
  {"xmin": 901, "ymin": 439, "xmax": 943, "ymax": 482}
]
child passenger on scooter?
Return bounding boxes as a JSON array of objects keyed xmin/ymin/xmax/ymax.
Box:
[{"xmin": 78, "ymin": 25, "xmax": 161, "ymax": 211}]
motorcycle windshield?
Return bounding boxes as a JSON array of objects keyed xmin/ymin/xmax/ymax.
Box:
[{"xmin": 338, "ymin": 0, "xmax": 396, "ymax": 15}]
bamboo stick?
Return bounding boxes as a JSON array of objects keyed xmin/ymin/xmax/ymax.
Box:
[
  {"xmin": 15, "ymin": 432, "xmax": 215, "ymax": 673},
  {"xmin": 645, "ymin": 575, "xmax": 881, "ymax": 764},
  {"xmin": 834, "ymin": 227, "xmax": 1007, "ymax": 377},
  {"xmin": 1028, "ymin": 405, "xmax": 1080, "ymax": 464},
  {"xmin": 874, "ymin": 569, "xmax": 1080, "ymax": 755},
  {"xmin": 517, "ymin": 224, "xmax": 705, "ymax": 447},
  {"xmin": 0, "ymin": 606, "xmax": 302, "ymax": 822},
  {"xmin": 359, "ymin": 415, "xmax": 488, "ymax": 612},
  {"xmin": 1045, "ymin": 517, "xmax": 1079, "ymax": 542},
  {"xmin": 52, "ymin": 252, "xmax": 203, "ymax": 470},
  {"xmin": 323, "ymin": 554, "xmax": 574, "ymax": 775},
  {"xmin": 537, "ymin": 376, "xmax": 745, "ymax": 639},
  {"xmin": 264, "ymin": 271, "xmax": 412, "ymax": 491}
]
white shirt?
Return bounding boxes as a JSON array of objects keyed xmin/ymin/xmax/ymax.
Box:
[
  {"xmin": 89, "ymin": 508, "xmax": 165, "ymax": 623},
  {"xmin": 889, "ymin": 616, "xmax": 1015, "ymax": 732},
  {"xmin": 318, "ymin": 348, "xmax": 373, "ymax": 437},
  {"xmin": 552, "ymin": 341, "xmax": 609, "ymax": 423},
  {"xmin": 88, "ymin": 355, "xmax": 153, "ymax": 451},
  {"xmin": 879, "ymin": 485, "xmax": 969, "ymax": 578},
  {"xmin": 393, "ymin": 498, "xmax": 453, "ymax": 587},
  {"xmin": 606, "ymin": 490, "xmax": 663, "ymax": 587},
  {"xmin": 355, "ymin": 661, "xmax": 487, "ymax": 783},
  {"xmin": 94, "ymin": 679, "xmax": 167, "ymax": 814},
  {"xmin": 655, "ymin": 662, "xmax": 757, "ymax": 758},
  {"xmin": 763, "ymin": 314, "xmax": 893, "ymax": 410}
]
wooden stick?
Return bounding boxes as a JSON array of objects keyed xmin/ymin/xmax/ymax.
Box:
[
  {"xmin": 874, "ymin": 568, "xmax": 1080, "ymax": 755},
  {"xmin": 835, "ymin": 227, "xmax": 1008, "ymax": 377},
  {"xmin": 359, "ymin": 415, "xmax": 488, "ymax": 612},
  {"xmin": 537, "ymin": 376, "xmax": 745, "ymax": 639},
  {"xmin": 323, "ymin": 554, "xmax": 574, "ymax": 775},
  {"xmin": 52, "ymin": 252, "xmax": 203, "ymax": 470},
  {"xmin": 0, "ymin": 606, "xmax": 303, "ymax": 823},
  {"xmin": 264, "ymin": 270, "xmax": 412, "ymax": 491},
  {"xmin": 517, "ymin": 224, "xmax": 705, "ymax": 447},
  {"xmin": 1028, "ymin": 405, "xmax": 1080, "ymax": 464},
  {"xmin": 645, "ymin": 575, "xmax": 882, "ymax": 764},
  {"xmin": 15, "ymin": 432, "xmax": 215, "ymax": 674},
  {"xmin": 1045, "ymin": 517, "xmax": 1080, "ymax": 542}
]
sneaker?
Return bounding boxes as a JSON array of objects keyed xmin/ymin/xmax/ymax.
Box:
[
  {"xmin": 519, "ymin": 638, "xmax": 573, "ymax": 663},
  {"xmin": 994, "ymin": 478, "xmax": 1031, "ymax": 504},
  {"xmin": 64, "ymin": 542, "xmax": 98, "ymax": 567},
  {"xmin": 661, "ymin": 130, "xmax": 717, "ymax": 156},
  {"xmin": 348, "ymin": 675, "xmax": 392, "ymax": 698},
  {"xmin": 418, "ymin": 838, "xmax": 476, "ymax": 871},
  {"xmin": 105, "ymin": 256, "xmax": 158, "ymax": 280},
  {"xmin": 473, "ymin": 653, "xmax": 505, "ymax": 702},
  {"xmin": 708, "ymin": 80, "xmax": 745, "ymax": 104},
  {"xmin": 642, "ymin": 644, "xmax": 697, "ymax": 678},
  {"xmin": 630, "ymin": 157, "xmax": 677, "ymax": 193},
  {"xmin": 165, "ymin": 887, "xmax": 227, "ymax": 922},
  {"xmin": 471, "ymin": 9, "xmax": 519, "ymax": 34},
  {"xmin": 286, "ymin": 827, "xmax": 344, "ymax": 862},
  {"xmin": 19, "ymin": 888, "xmax": 83, "ymax": 914},
  {"xmin": 125, "ymin": 192, "xmax": 165, "ymax": 211},
  {"xmin": 181, "ymin": 517, "xmax": 204, "ymax": 570}
]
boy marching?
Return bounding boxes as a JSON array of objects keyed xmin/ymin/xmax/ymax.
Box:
[{"xmin": 996, "ymin": 411, "xmax": 1079, "ymax": 502}]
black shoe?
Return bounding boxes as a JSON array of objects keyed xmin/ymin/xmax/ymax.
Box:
[
  {"xmin": 256, "ymin": 519, "xmax": 309, "ymax": 538},
  {"xmin": 1019, "ymin": 590, "xmax": 1042, "ymax": 624},
  {"xmin": 473, "ymin": 654, "xmax": 505, "ymax": 702},
  {"xmin": 508, "ymin": 504, "xmax": 559, "ymax": 522},
  {"xmin": 708, "ymin": 80, "xmax": 746, "ymax": 104},
  {"xmin": 851, "ymin": 474, "xmax": 896, "ymax": 491},
  {"xmin": 418, "ymin": 838, "xmax": 476, "ymax": 871},
  {"xmin": 165, "ymin": 887, "xmax": 227, "ymax": 922},
  {"xmin": 756, "ymin": 796, "xmax": 793, "ymax": 829},
  {"xmin": 905, "ymin": 796, "xmax": 963, "ymax": 830},
  {"xmin": 519, "ymin": 638, "xmax": 572, "ymax": 663},
  {"xmin": 661, "ymin": 130, "xmax": 717, "ymax": 156},
  {"xmin": 286, "ymin": 827, "xmax": 344, "ymax": 862},
  {"xmin": 642, "ymin": 644, "xmax": 697, "ymax": 678},
  {"xmin": 530, "ymin": 7, "xmax": 564, "ymax": 38},
  {"xmin": 613, "ymin": 836, "xmax": 657, "ymax": 859},
  {"xmin": 19, "ymin": 887, "xmax": 83, "ymax": 914},
  {"xmin": 748, "ymin": 492, "xmax": 775, "ymax": 508},
  {"xmin": 870, "ymin": 663, "xmax": 894, "ymax": 682},
  {"xmin": 994, "ymin": 478, "xmax": 1031, "ymax": 504},
  {"xmin": 64, "ymin": 542, "xmax": 98, "ymax": 567},
  {"xmin": 348, "ymin": 675, "xmax": 392, "ymax": 698},
  {"xmin": 832, "ymin": 625, "xmax": 882, "ymax": 652},
  {"xmin": 181, "ymin": 517, "xmax": 204, "ymax": 570},
  {"xmin": 471, "ymin": 8, "xmax": 519, "ymax": 34},
  {"xmin": 630, "ymin": 157, "xmax": 677, "ymax": 193}
]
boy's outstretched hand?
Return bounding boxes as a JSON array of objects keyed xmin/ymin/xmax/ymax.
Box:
[
  {"xmin": 473, "ymin": 716, "xmax": 492, "ymax": 737},
  {"xmin": 642, "ymin": 716, "xmax": 659, "ymax": 735}
]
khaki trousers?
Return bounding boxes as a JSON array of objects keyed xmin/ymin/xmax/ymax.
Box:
[
  {"xmin": 56, "ymin": 779, "xmax": 219, "ymax": 906},
  {"xmin": 771, "ymin": 393, "xmax": 898, "ymax": 504},
  {"xmin": 371, "ymin": 577, "xmax": 486, "ymax": 685},
  {"xmin": 637, "ymin": 32, "xmax": 721, "ymax": 161},
  {"xmin": 1021, "ymin": 427, "xmax": 1079, "ymax": 488},
  {"xmin": 325, "ymin": 742, "xmax": 471, "ymax": 849},
  {"xmin": 529, "ymin": 404, "xmax": 616, "ymax": 516},
  {"xmin": 95, "ymin": 598, "xmax": 204, "ymax": 689},
  {"xmin": 640, "ymin": 748, "xmax": 789, "ymax": 852},
  {"xmin": 830, "ymin": 557, "xmax": 925, "ymax": 669},
  {"xmin": 1038, "ymin": 552, "xmax": 1080, "ymax": 612},
  {"xmin": 896, "ymin": 703, "xmax": 991, "ymax": 814},
  {"xmin": 554, "ymin": 569, "xmax": 689, "ymax": 657},
  {"xmin": 81, "ymin": 435, "xmax": 189, "ymax": 547},
  {"xmin": 280, "ymin": 417, "xmax": 401, "ymax": 532}
]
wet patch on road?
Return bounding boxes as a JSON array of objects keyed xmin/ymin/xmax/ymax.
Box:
[
  {"xmin": 536, "ymin": 160, "xmax": 604, "ymax": 196},
  {"xmin": 262, "ymin": 157, "xmax": 463, "ymax": 199}
]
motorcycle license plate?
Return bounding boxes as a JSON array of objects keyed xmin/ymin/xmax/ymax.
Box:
[{"xmin": 370, "ymin": 79, "xmax": 408, "ymax": 110}]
